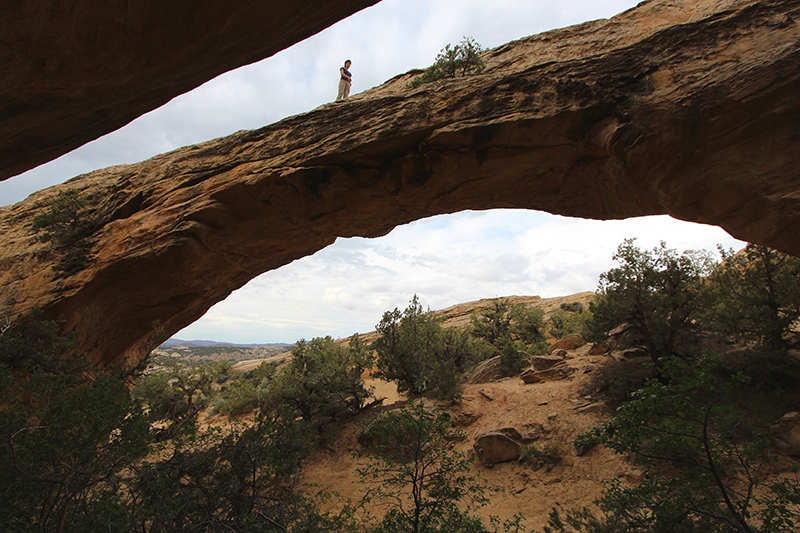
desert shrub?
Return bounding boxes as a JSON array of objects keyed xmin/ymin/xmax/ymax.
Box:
[
  {"xmin": 132, "ymin": 412, "xmax": 357, "ymax": 533},
  {"xmin": 357, "ymin": 403, "xmax": 490, "ymax": 533},
  {"xmin": 548, "ymin": 308, "xmax": 592, "ymax": 340},
  {"xmin": 131, "ymin": 364, "xmax": 219, "ymax": 436},
  {"xmin": 408, "ymin": 36, "xmax": 485, "ymax": 88},
  {"xmin": 32, "ymin": 189, "xmax": 88, "ymax": 245},
  {"xmin": 553, "ymin": 356, "xmax": 800, "ymax": 533},
  {"xmin": 519, "ymin": 441, "xmax": 564, "ymax": 469},
  {"xmin": 373, "ymin": 296, "xmax": 483, "ymax": 399},
  {"xmin": 710, "ymin": 244, "xmax": 800, "ymax": 352},
  {"xmin": 31, "ymin": 189, "xmax": 95, "ymax": 273},
  {"xmin": 267, "ymin": 335, "xmax": 373, "ymax": 430},
  {"xmin": 588, "ymin": 239, "xmax": 717, "ymax": 366},
  {"xmin": 0, "ymin": 313, "xmax": 151, "ymax": 533},
  {"xmin": 470, "ymin": 298, "xmax": 547, "ymax": 375}
]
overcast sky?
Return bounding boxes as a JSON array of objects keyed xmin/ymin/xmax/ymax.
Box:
[{"xmin": 0, "ymin": 0, "xmax": 745, "ymax": 344}]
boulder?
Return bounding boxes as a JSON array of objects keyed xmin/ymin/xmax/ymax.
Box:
[
  {"xmin": 772, "ymin": 412, "xmax": 800, "ymax": 456},
  {"xmin": 473, "ymin": 432, "xmax": 521, "ymax": 464},
  {"xmin": 588, "ymin": 343, "xmax": 611, "ymax": 356},
  {"xmin": 464, "ymin": 356, "xmax": 503, "ymax": 384},
  {"xmin": 530, "ymin": 355, "xmax": 566, "ymax": 371},
  {"xmin": 621, "ymin": 347, "xmax": 650, "ymax": 359},
  {"xmin": 521, "ymin": 363, "xmax": 576, "ymax": 384},
  {"xmin": 548, "ymin": 334, "xmax": 586, "ymax": 354}
]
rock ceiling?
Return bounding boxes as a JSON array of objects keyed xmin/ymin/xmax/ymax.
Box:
[{"xmin": 1, "ymin": 0, "xmax": 798, "ymax": 367}]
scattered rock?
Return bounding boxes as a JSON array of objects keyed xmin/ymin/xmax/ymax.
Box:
[
  {"xmin": 464, "ymin": 355, "xmax": 504, "ymax": 384},
  {"xmin": 494, "ymin": 427, "xmax": 523, "ymax": 440},
  {"xmin": 548, "ymin": 334, "xmax": 586, "ymax": 354},
  {"xmin": 577, "ymin": 401, "xmax": 606, "ymax": 413},
  {"xmin": 621, "ymin": 347, "xmax": 650, "ymax": 359},
  {"xmin": 521, "ymin": 363, "xmax": 576, "ymax": 384},
  {"xmin": 588, "ymin": 343, "xmax": 611, "ymax": 356},
  {"xmin": 474, "ymin": 432, "xmax": 521, "ymax": 464},
  {"xmin": 453, "ymin": 410, "xmax": 481, "ymax": 427},
  {"xmin": 772, "ymin": 412, "xmax": 800, "ymax": 456},
  {"xmin": 547, "ymin": 412, "xmax": 559, "ymax": 419},
  {"xmin": 583, "ymin": 363, "xmax": 596, "ymax": 373},
  {"xmin": 479, "ymin": 388, "xmax": 495, "ymax": 401},
  {"xmin": 530, "ymin": 355, "xmax": 566, "ymax": 371}
]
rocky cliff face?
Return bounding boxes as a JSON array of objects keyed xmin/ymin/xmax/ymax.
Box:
[
  {"xmin": 1, "ymin": 0, "xmax": 799, "ymax": 368},
  {"xmin": 0, "ymin": 0, "xmax": 379, "ymax": 181}
]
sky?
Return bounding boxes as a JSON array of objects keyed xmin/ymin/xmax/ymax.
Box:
[{"xmin": 0, "ymin": 0, "xmax": 746, "ymax": 344}]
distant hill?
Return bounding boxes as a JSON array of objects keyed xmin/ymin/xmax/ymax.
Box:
[
  {"xmin": 150, "ymin": 340, "xmax": 293, "ymax": 369},
  {"xmin": 160, "ymin": 338, "xmax": 294, "ymax": 349}
]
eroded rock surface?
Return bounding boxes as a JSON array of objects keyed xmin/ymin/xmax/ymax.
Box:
[
  {"xmin": 0, "ymin": 0, "xmax": 379, "ymax": 181},
  {"xmin": 1, "ymin": 0, "xmax": 799, "ymax": 367}
]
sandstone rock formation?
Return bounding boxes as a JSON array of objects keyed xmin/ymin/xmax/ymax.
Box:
[
  {"xmin": 0, "ymin": 0, "xmax": 379, "ymax": 181},
  {"xmin": 1, "ymin": 0, "xmax": 799, "ymax": 368}
]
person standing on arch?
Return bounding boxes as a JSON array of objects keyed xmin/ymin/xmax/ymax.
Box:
[{"xmin": 336, "ymin": 59, "xmax": 352, "ymax": 101}]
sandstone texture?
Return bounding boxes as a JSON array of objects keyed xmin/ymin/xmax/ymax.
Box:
[
  {"xmin": 1, "ymin": 0, "xmax": 799, "ymax": 367},
  {"xmin": 0, "ymin": 0, "xmax": 379, "ymax": 181}
]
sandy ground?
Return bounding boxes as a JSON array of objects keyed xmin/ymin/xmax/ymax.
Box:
[{"xmin": 299, "ymin": 348, "xmax": 637, "ymax": 531}]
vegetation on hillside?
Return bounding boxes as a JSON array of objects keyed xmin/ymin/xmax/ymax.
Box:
[
  {"xmin": 408, "ymin": 37, "xmax": 486, "ymax": 88},
  {"xmin": 2, "ymin": 238, "xmax": 800, "ymax": 531}
]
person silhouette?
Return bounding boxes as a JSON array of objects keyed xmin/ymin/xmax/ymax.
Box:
[{"xmin": 336, "ymin": 60, "xmax": 352, "ymax": 101}]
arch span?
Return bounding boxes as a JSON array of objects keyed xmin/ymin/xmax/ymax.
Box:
[{"xmin": 1, "ymin": 0, "xmax": 799, "ymax": 367}]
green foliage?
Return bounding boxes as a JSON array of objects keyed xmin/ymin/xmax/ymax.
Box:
[
  {"xmin": 132, "ymin": 413, "xmax": 356, "ymax": 533},
  {"xmin": 557, "ymin": 357, "xmax": 800, "ymax": 533},
  {"xmin": 0, "ymin": 310, "xmax": 78, "ymax": 373},
  {"xmin": 31, "ymin": 189, "xmax": 88, "ymax": 245},
  {"xmin": 267, "ymin": 335, "xmax": 373, "ymax": 429},
  {"xmin": 212, "ymin": 361, "xmax": 276, "ymax": 416},
  {"xmin": 373, "ymin": 296, "xmax": 483, "ymax": 399},
  {"xmin": 408, "ymin": 37, "xmax": 485, "ymax": 88},
  {"xmin": 589, "ymin": 239, "xmax": 717, "ymax": 365},
  {"xmin": 131, "ymin": 363, "xmax": 220, "ymax": 436},
  {"xmin": 357, "ymin": 403, "xmax": 490, "ymax": 533},
  {"xmin": 710, "ymin": 244, "xmax": 800, "ymax": 352},
  {"xmin": 470, "ymin": 299, "xmax": 547, "ymax": 375},
  {"xmin": 0, "ymin": 314, "xmax": 150, "ymax": 533},
  {"xmin": 548, "ymin": 307, "xmax": 592, "ymax": 340}
]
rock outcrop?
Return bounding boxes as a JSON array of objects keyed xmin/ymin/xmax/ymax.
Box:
[
  {"xmin": 1, "ymin": 0, "xmax": 799, "ymax": 367},
  {"xmin": 0, "ymin": 0, "xmax": 380, "ymax": 181}
]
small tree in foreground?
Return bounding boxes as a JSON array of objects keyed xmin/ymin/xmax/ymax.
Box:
[
  {"xmin": 548, "ymin": 357, "xmax": 800, "ymax": 533},
  {"xmin": 357, "ymin": 404, "xmax": 489, "ymax": 533}
]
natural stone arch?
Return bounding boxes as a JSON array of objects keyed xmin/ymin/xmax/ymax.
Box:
[{"xmin": 0, "ymin": 0, "xmax": 799, "ymax": 368}]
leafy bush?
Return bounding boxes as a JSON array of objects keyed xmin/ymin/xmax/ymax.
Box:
[
  {"xmin": 267, "ymin": 335, "xmax": 373, "ymax": 429},
  {"xmin": 373, "ymin": 296, "xmax": 483, "ymax": 399},
  {"xmin": 408, "ymin": 37, "xmax": 485, "ymax": 88},
  {"xmin": 588, "ymin": 239, "xmax": 717, "ymax": 366},
  {"xmin": 132, "ymin": 413, "xmax": 356, "ymax": 533},
  {"xmin": 553, "ymin": 357, "xmax": 800, "ymax": 533},
  {"xmin": 548, "ymin": 308, "xmax": 592, "ymax": 340},
  {"xmin": 131, "ymin": 364, "xmax": 218, "ymax": 436},
  {"xmin": 470, "ymin": 298, "xmax": 547, "ymax": 375},
  {"xmin": 357, "ymin": 404, "xmax": 490, "ymax": 533},
  {"xmin": 32, "ymin": 189, "xmax": 88, "ymax": 245},
  {"xmin": 0, "ymin": 314, "xmax": 151, "ymax": 533},
  {"xmin": 710, "ymin": 244, "xmax": 800, "ymax": 352}
]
